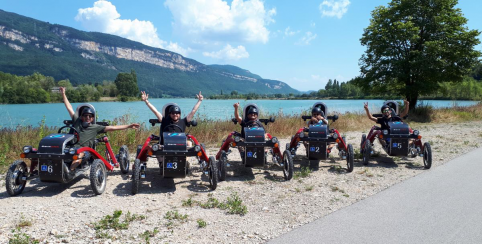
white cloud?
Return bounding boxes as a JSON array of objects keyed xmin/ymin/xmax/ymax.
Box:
[
  {"xmin": 203, "ymin": 44, "xmax": 249, "ymax": 61},
  {"xmin": 165, "ymin": 0, "xmax": 276, "ymax": 45},
  {"xmin": 284, "ymin": 27, "xmax": 299, "ymax": 37},
  {"xmin": 296, "ymin": 32, "xmax": 317, "ymax": 45},
  {"xmin": 319, "ymin": 0, "xmax": 350, "ymax": 19},
  {"xmin": 75, "ymin": 0, "xmax": 191, "ymax": 56}
]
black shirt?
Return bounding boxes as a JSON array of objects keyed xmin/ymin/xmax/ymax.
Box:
[
  {"xmin": 376, "ymin": 116, "xmax": 402, "ymax": 130},
  {"xmin": 160, "ymin": 117, "xmax": 188, "ymax": 133},
  {"xmin": 240, "ymin": 119, "xmax": 264, "ymax": 138}
]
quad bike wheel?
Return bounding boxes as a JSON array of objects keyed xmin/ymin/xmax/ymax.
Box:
[
  {"xmin": 362, "ymin": 139, "xmax": 371, "ymax": 166},
  {"xmin": 423, "ymin": 142, "xmax": 432, "ymax": 169},
  {"xmin": 218, "ymin": 151, "xmax": 227, "ymax": 181},
  {"xmin": 361, "ymin": 134, "xmax": 366, "ymax": 150},
  {"xmin": 131, "ymin": 159, "xmax": 141, "ymax": 195},
  {"xmin": 119, "ymin": 145, "xmax": 130, "ymax": 174},
  {"xmin": 282, "ymin": 150, "xmax": 294, "ymax": 180},
  {"xmin": 6, "ymin": 160, "xmax": 28, "ymax": 196},
  {"xmin": 346, "ymin": 144, "xmax": 354, "ymax": 172},
  {"xmin": 208, "ymin": 156, "xmax": 218, "ymax": 190},
  {"xmin": 90, "ymin": 159, "xmax": 107, "ymax": 195}
]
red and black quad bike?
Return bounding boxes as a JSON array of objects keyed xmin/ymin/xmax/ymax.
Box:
[
  {"xmin": 131, "ymin": 103, "xmax": 218, "ymax": 194},
  {"xmin": 360, "ymin": 100, "xmax": 432, "ymax": 169},
  {"xmin": 286, "ymin": 102, "xmax": 354, "ymax": 172},
  {"xmin": 215, "ymin": 103, "xmax": 294, "ymax": 181},
  {"xmin": 5, "ymin": 104, "xmax": 131, "ymax": 196}
]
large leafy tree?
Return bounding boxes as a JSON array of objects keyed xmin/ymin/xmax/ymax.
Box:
[
  {"xmin": 358, "ymin": 0, "xmax": 480, "ymax": 109},
  {"xmin": 114, "ymin": 70, "xmax": 139, "ymax": 98}
]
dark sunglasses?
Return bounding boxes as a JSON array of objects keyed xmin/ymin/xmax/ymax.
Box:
[
  {"xmin": 383, "ymin": 109, "xmax": 390, "ymax": 113},
  {"xmin": 170, "ymin": 112, "xmax": 180, "ymax": 115},
  {"xmin": 82, "ymin": 114, "xmax": 94, "ymax": 118}
]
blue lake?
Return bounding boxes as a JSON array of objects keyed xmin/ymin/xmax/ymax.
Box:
[{"xmin": 0, "ymin": 99, "xmax": 478, "ymax": 128}]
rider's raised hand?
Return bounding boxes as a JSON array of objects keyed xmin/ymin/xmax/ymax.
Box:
[
  {"xmin": 364, "ymin": 102, "xmax": 369, "ymax": 110},
  {"xmin": 129, "ymin": 123, "xmax": 140, "ymax": 129},
  {"xmin": 59, "ymin": 87, "xmax": 66, "ymax": 95},
  {"xmin": 404, "ymin": 99, "xmax": 409, "ymax": 105},
  {"xmin": 233, "ymin": 102, "xmax": 240, "ymax": 108},
  {"xmin": 196, "ymin": 91, "xmax": 203, "ymax": 101},
  {"xmin": 141, "ymin": 91, "xmax": 148, "ymax": 102}
]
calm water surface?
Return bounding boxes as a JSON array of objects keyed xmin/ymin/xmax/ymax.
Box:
[{"xmin": 0, "ymin": 99, "xmax": 477, "ymax": 128}]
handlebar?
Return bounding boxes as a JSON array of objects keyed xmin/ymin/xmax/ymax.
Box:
[
  {"xmin": 232, "ymin": 117, "xmax": 275, "ymax": 125},
  {"xmin": 302, "ymin": 115, "xmax": 338, "ymax": 122},
  {"xmin": 63, "ymin": 120, "xmax": 109, "ymax": 126},
  {"xmin": 149, "ymin": 118, "xmax": 197, "ymax": 127}
]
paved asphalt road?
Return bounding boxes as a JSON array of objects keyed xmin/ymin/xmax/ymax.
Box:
[{"xmin": 270, "ymin": 147, "xmax": 482, "ymax": 244}]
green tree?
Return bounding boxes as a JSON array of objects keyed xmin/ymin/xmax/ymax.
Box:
[
  {"xmin": 358, "ymin": 0, "xmax": 481, "ymax": 109},
  {"xmin": 114, "ymin": 70, "xmax": 139, "ymax": 98}
]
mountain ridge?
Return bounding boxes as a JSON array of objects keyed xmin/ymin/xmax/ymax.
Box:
[{"xmin": 0, "ymin": 9, "xmax": 299, "ymax": 97}]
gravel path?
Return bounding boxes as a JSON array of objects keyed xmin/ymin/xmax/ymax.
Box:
[{"xmin": 1, "ymin": 121, "xmax": 481, "ymax": 243}]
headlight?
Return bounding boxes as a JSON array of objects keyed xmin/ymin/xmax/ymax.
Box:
[
  {"xmin": 383, "ymin": 130, "xmax": 389, "ymax": 135},
  {"xmin": 332, "ymin": 133, "xmax": 338, "ymax": 139},
  {"xmin": 413, "ymin": 130, "xmax": 419, "ymax": 136},
  {"xmin": 23, "ymin": 146, "xmax": 32, "ymax": 154},
  {"xmin": 271, "ymin": 137, "xmax": 278, "ymax": 143},
  {"xmin": 152, "ymin": 144, "xmax": 159, "ymax": 152},
  {"xmin": 69, "ymin": 148, "xmax": 77, "ymax": 155},
  {"xmin": 299, "ymin": 132, "xmax": 304, "ymax": 138},
  {"xmin": 234, "ymin": 136, "xmax": 241, "ymax": 142},
  {"xmin": 194, "ymin": 145, "xmax": 201, "ymax": 152}
]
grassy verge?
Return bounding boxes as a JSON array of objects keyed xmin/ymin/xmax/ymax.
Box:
[{"xmin": 0, "ymin": 103, "xmax": 481, "ymax": 173}]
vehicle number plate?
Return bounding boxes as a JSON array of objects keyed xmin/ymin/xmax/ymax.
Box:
[{"xmin": 166, "ymin": 162, "xmax": 178, "ymax": 169}]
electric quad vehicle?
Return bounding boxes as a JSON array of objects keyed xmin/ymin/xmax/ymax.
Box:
[
  {"xmin": 215, "ymin": 103, "xmax": 294, "ymax": 181},
  {"xmin": 360, "ymin": 100, "xmax": 432, "ymax": 169},
  {"xmin": 286, "ymin": 102, "xmax": 354, "ymax": 172},
  {"xmin": 131, "ymin": 103, "xmax": 218, "ymax": 194},
  {"xmin": 5, "ymin": 104, "xmax": 131, "ymax": 196}
]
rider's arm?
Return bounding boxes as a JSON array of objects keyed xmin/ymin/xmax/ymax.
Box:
[
  {"xmin": 234, "ymin": 105, "xmax": 242, "ymax": 124},
  {"xmin": 186, "ymin": 92, "xmax": 203, "ymax": 123},
  {"xmin": 400, "ymin": 100, "xmax": 409, "ymax": 118},
  {"xmin": 141, "ymin": 91, "xmax": 162, "ymax": 121},
  {"xmin": 145, "ymin": 100, "xmax": 163, "ymax": 121},
  {"xmin": 105, "ymin": 123, "xmax": 140, "ymax": 132},
  {"xmin": 60, "ymin": 87, "xmax": 75, "ymax": 118},
  {"xmin": 364, "ymin": 107, "xmax": 377, "ymax": 122}
]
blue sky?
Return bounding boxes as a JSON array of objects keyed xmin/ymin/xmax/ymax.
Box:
[{"xmin": 1, "ymin": 0, "xmax": 481, "ymax": 91}]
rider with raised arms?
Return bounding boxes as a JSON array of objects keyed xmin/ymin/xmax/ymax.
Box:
[
  {"xmin": 141, "ymin": 91, "xmax": 203, "ymax": 133},
  {"xmin": 60, "ymin": 87, "xmax": 140, "ymax": 171},
  {"xmin": 364, "ymin": 100, "xmax": 409, "ymax": 129}
]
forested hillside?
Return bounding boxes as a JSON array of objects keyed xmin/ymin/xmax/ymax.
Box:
[{"xmin": 0, "ymin": 9, "xmax": 299, "ymax": 97}]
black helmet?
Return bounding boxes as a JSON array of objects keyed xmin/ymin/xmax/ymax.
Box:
[
  {"xmin": 312, "ymin": 107, "xmax": 322, "ymax": 114},
  {"xmin": 82, "ymin": 107, "xmax": 95, "ymax": 116},
  {"xmin": 247, "ymin": 107, "xmax": 258, "ymax": 115},
  {"xmin": 381, "ymin": 105, "xmax": 390, "ymax": 113},
  {"xmin": 169, "ymin": 105, "xmax": 181, "ymax": 114}
]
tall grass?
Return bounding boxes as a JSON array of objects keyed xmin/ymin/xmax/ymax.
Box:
[{"xmin": 1, "ymin": 102, "xmax": 481, "ymax": 172}]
